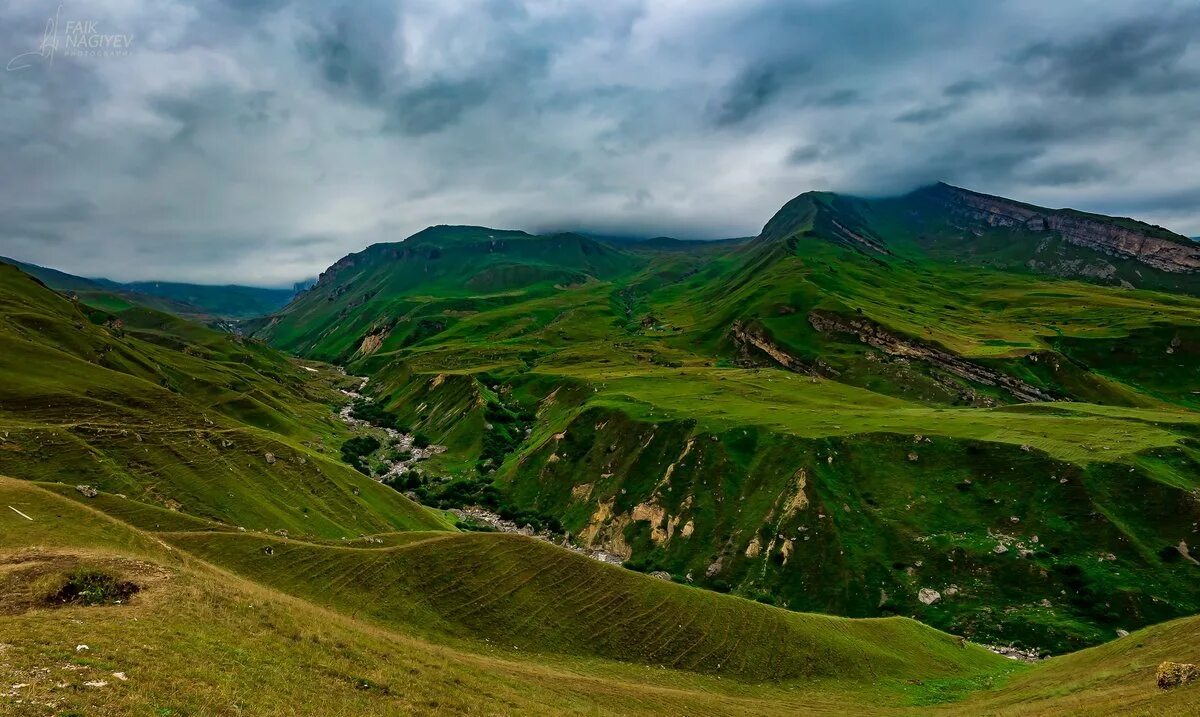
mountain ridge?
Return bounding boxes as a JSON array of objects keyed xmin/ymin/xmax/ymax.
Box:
[{"xmin": 0, "ymin": 255, "xmax": 295, "ymax": 319}]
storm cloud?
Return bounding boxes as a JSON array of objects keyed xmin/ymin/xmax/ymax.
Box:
[{"xmin": 0, "ymin": 0, "xmax": 1197, "ymax": 285}]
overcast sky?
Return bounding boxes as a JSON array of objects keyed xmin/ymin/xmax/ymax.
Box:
[{"xmin": 1, "ymin": 0, "xmax": 1198, "ymax": 286}]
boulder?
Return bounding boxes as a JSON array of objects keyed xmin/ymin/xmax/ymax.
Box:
[
  {"xmin": 75, "ymin": 484, "xmax": 99, "ymax": 498},
  {"xmin": 918, "ymin": 588, "xmax": 941, "ymax": 605},
  {"xmin": 1157, "ymin": 662, "xmax": 1199, "ymax": 690}
]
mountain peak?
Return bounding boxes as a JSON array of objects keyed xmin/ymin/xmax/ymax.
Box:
[{"xmin": 756, "ymin": 190, "xmax": 889, "ymax": 255}]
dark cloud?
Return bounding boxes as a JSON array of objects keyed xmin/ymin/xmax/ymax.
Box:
[
  {"xmin": 711, "ymin": 65, "xmax": 789, "ymax": 127},
  {"xmin": 1015, "ymin": 9, "xmax": 1200, "ymax": 97},
  {"xmin": 787, "ymin": 145, "xmax": 823, "ymax": 165},
  {"xmin": 0, "ymin": 0, "xmax": 1196, "ymax": 284},
  {"xmin": 1022, "ymin": 161, "xmax": 1112, "ymax": 187},
  {"xmin": 943, "ymin": 79, "xmax": 989, "ymax": 98},
  {"xmin": 894, "ymin": 103, "xmax": 959, "ymax": 125},
  {"xmin": 807, "ymin": 89, "xmax": 861, "ymax": 108}
]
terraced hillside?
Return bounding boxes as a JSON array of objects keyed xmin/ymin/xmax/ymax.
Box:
[
  {"xmin": 252, "ymin": 184, "xmax": 1200, "ymax": 654},
  {"xmin": 0, "ymin": 263, "xmax": 449, "ymax": 536}
]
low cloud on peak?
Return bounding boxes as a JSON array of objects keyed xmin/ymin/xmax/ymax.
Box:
[{"xmin": 1, "ymin": 0, "xmax": 1197, "ymax": 284}]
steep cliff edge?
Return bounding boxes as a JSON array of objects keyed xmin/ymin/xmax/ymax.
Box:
[{"xmin": 919, "ymin": 183, "xmax": 1200, "ymax": 274}]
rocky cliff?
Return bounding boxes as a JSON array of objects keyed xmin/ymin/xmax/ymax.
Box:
[{"xmin": 925, "ymin": 183, "xmax": 1200, "ymax": 274}]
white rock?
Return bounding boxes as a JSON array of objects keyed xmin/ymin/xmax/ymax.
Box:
[{"xmin": 918, "ymin": 588, "xmax": 941, "ymax": 605}]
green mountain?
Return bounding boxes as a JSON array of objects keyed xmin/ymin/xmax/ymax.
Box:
[
  {"xmin": 3, "ymin": 228, "xmax": 1200, "ymax": 715},
  {"xmin": 0, "ymin": 256, "xmax": 295, "ymax": 320},
  {"xmin": 251, "ymin": 183, "xmax": 1200, "ymax": 655},
  {"xmin": 114, "ymin": 280, "xmax": 294, "ymax": 319}
]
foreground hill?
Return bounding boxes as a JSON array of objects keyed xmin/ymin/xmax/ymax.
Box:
[
  {"xmin": 252, "ymin": 184, "xmax": 1200, "ymax": 654},
  {"xmin": 4, "ymin": 475, "xmax": 1200, "ymax": 715},
  {"xmin": 0, "ymin": 263, "xmax": 448, "ymax": 536}
]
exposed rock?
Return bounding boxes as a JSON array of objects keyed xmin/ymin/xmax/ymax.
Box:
[
  {"xmin": 264, "ymin": 452, "xmax": 276, "ymax": 465},
  {"xmin": 1157, "ymin": 662, "xmax": 1200, "ymax": 690},
  {"xmin": 918, "ymin": 588, "xmax": 941, "ymax": 605},
  {"xmin": 1115, "ymin": 629, "xmax": 1130, "ymax": 638},
  {"xmin": 75, "ymin": 485, "xmax": 98, "ymax": 498},
  {"xmin": 358, "ymin": 330, "xmax": 386, "ymax": 356},
  {"xmin": 986, "ymin": 644, "xmax": 1042, "ymax": 662},
  {"xmin": 649, "ymin": 571, "xmax": 672, "ymax": 581},
  {"xmin": 807, "ymin": 310, "xmax": 1053, "ymax": 403},
  {"xmin": 705, "ymin": 558, "xmax": 723, "ymax": 578},
  {"xmin": 261, "ymin": 546, "xmax": 274, "ymax": 556},
  {"xmin": 1177, "ymin": 540, "xmax": 1200, "ymax": 566},
  {"xmin": 993, "ymin": 543, "xmax": 1009, "ymax": 555},
  {"xmin": 730, "ymin": 321, "xmax": 815, "ymax": 374},
  {"xmin": 930, "ymin": 183, "xmax": 1200, "ymax": 274}
]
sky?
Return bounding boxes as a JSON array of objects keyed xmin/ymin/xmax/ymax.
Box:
[{"xmin": 0, "ymin": 0, "xmax": 1198, "ymax": 286}]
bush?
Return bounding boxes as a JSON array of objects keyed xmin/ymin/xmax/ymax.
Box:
[
  {"xmin": 413, "ymin": 433, "xmax": 432, "ymax": 449},
  {"xmin": 49, "ymin": 569, "xmax": 139, "ymax": 606}
]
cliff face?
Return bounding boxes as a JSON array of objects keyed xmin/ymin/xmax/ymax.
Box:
[{"xmin": 926, "ymin": 183, "xmax": 1200, "ymax": 274}]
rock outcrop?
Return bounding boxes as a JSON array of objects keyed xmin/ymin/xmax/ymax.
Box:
[
  {"xmin": 928, "ymin": 183, "xmax": 1200, "ymax": 274},
  {"xmin": 1157, "ymin": 661, "xmax": 1199, "ymax": 690},
  {"xmin": 807, "ymin": 310, "xmax": 1054, "ymax": 403}
]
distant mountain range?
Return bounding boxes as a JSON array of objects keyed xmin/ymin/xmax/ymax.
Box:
[{"xmin": 0, "ymin": 256, "xmax": 295, "ymax": 320}]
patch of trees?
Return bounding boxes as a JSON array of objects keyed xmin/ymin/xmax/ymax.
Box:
[
  {"xmin": 350, "ymin": 399, "xmax": 408, "ymax": 432},
  {"xmin": 340, "ymin": 435, "xmax": 380, "ymax": 474}
]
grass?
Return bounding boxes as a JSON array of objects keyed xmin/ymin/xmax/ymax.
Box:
[{"xmin": 5, "ymin": 473, "xmax": 1200, "ymax": 715}]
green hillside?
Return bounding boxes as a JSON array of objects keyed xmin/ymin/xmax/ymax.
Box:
[
  {"xmin": 0, "ymin": 262, "xmax": 450, "ymax": 536},
  {"xmin": 249, "ymin": 185, "xmax": 1200, "ymax": 655}
]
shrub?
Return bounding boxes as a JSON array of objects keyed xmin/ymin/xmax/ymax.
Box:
[{"xmin": 49, "ymin": 569, "xmax": 139, "ymax": 606}]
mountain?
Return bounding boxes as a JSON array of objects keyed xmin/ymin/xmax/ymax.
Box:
[
  {"xmin": 250, "ymin": 183, "xmax": 1200, "ymax": 655},
  {"xmin": 796, "ymin": 183, "xmax": 1200, "ymax": 294},
  {"xmin": 253, "ymin": 225, "xmax": 644, "ymax": 360},
  {"xmin": 112, "ymin": 280, "xmax": 294, "ymax": 319},
  {"xmin": 0, "ymin": 256, "xmax": 294, "ymax": 320},
  {"xmin": 4, "ymin": 209, "xmax": 1200, "ymax": 715}
]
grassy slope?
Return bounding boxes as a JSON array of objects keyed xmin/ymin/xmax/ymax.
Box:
[
  {"xmin": 0, "ymin": 475, "xmax": 1009, "ymax": 716},
  {"xmin": 4, "ymin": 475, "xmax": 1200, "ymax": 715},
  {"xmin": 0, "ymin": 263, "xmax": 450, "ymax": 536}
]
